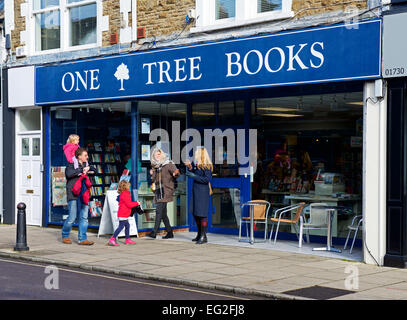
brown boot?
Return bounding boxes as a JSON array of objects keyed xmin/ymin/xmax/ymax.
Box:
[
  {"xmin": 78, "ymin": 240, "xmax": 94, "ymax": 246},
  {"xmin": 62, "ymin": 238, "xmax": 72, "ymax": 244}
]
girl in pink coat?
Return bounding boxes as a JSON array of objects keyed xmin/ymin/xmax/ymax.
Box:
[{"xmin": 63, "ymin": 134, "xmax": 88, "ymax": 169}]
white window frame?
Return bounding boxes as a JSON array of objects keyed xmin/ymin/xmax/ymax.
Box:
[
  {"xmin": 192, "ymin": 0, "xmax": 294, "ymax": 33},
  {"xmin": 28, "ymin": 0, "xmax": 102, "ymax": 55}
]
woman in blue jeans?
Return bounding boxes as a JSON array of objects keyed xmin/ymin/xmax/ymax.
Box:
[{"xmin": 62, "ymin": 147, "xmax": 96, "ymax": 245}]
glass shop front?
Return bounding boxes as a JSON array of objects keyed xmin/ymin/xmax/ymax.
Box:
[{"xmin": 47, "ymin": 82, "xmax": 364, "ymax": 248}]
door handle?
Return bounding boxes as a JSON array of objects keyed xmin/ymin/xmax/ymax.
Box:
[{"xmin": 27, "ymin": 175, "xmax": 32, "ymax": 179}]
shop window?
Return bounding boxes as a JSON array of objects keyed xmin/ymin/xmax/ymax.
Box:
[
  {"xmin": 137, "ymin": 101, "xmax": 188, "ymax": 230},
  {"xmin": 49, "ymin": 102, "xmax": 132, "ymax": 226},
  {"xmin": 252, "ymin": 92, "xmax": 364, "ymax": 242},
  {"xmin": 191, "ymin": 103, "xmax": 216, "ymax": 127},
  {"xmin": 49, "ymin": 101, "xmax": 189, "ymax": 231},
  {"xmin": 31, "ymin": 0, "xmax": 98, "ymax": 53},
  {"xmin": 18, "ymin": 109, "xmax": 41, "ymax": 132},
  {"xmin": 211, "ymin": 188, "xmax": 240, "ymax": 229},
  {"xmin": 218, "ymin": 100, "xmax": 244, "ymax": 125}
]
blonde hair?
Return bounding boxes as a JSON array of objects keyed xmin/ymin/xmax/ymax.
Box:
[
  {"xmin": 67, "ymin": 134, "xmax": 80, "ymax": 144},
  {"xmin": 117, "ymin": 180, "xmax": 131, "ymax": 194},
  {"xmin": 194, "ymin": 147, "xmax": 213, "ymax": 171}
]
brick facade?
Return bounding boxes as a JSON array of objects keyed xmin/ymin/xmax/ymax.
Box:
[
  {"xmin": 137, "ymin": 0, "xmax": 195, "ymax": 39},
  {"xmin": 292, "ymin": 0, "xmax": 367, "ymax": 18},
  {"xmin": 9, "ymin": 0, "xmax": 369, "ymax": 54},
  {"xmin": 11, "ymin": 0, "xmax": 26, "ymax": 52},
  {"xmin": 102, "ymin": 0, "xmax": 121, "ymax": 47}
]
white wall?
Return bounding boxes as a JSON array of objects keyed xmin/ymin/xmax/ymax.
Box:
[
  {"xmin": 8, "ymin": 66, "xmax": 35, "ymax": 108},
  {"xmin": 363, "ymin": 81, "xmax": 387, "ymax": 265}
]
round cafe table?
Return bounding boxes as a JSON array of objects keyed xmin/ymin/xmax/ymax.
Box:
[{"xmin": 310, "ymin": 205, "xmax": 346, "ymax": 253}]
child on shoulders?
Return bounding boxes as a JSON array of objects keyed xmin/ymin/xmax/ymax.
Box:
[{"xmin": 63, "ymin": 134, "xmax": 89, "ymax": 169}]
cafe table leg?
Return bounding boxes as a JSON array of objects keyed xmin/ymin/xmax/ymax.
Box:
[
  {"xmin": 313, "ymin": 209, "xmax": 342, "ymax": 253},
  {"xmin": 250, "ymin": 206, "xmax": 254, "ymax": 245}
]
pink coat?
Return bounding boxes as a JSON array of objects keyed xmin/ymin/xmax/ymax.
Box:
[
  {"xmin": 63, "ymin": 143, "xmax": 79, "ymax": 163},
  {"xmin": 118, "ymin": 190, "xmax": 140, "ymax": 218}
]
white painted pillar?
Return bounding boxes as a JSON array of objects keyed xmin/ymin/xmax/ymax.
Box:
[{"xmin": 363, "ymin": 81, "xmax": 387, "ymax": 265}]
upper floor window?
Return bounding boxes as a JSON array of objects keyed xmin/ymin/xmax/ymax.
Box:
[
  {"xmin": 193, "ymin": 0, "xmax": 293, "ymax": 33},
  {"xmin": 216, "ymin": 0, "xmax": 236, "ymax": 20},
  {"xmin": 69, "ymin": 0, "xmax": 97, "ymax": 46},
  {"xmin": 33, "ymin": 0, "xmax": 61, "ymax": 51},
  {"xmin": 32, "ymin": 0, "xmax": 98, "ymax": 53},
  {"xmin": 258, "ymin": 0, "xmax": 282, "ymax": 13}
]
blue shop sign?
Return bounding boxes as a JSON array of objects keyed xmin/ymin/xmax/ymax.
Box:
[{"xmin": 35, "ymin": 19, "xmax": 381, "ymax": 105}]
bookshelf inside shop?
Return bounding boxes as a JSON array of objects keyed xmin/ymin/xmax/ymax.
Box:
[{"xmin": 87, "ymin": 142, "xmax": 122, "ymax": 199}]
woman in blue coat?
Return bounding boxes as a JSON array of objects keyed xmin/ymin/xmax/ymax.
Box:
[{"xmin": 185, "ymin": 147, "xmax": 213, "ymax": 244}]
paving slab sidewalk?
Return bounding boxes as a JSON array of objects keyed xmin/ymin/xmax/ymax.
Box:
[{"xmin": 0, "ymin": 224, "xmax": 404, "ymax": 300}]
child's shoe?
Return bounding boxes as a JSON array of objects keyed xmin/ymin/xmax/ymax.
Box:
[
  {"xmin": 125, "ymin": 238, "xmax": 137, "ymax": 245},
  {"xmin": 108, "ymin": 237, "xmax": 119, "ymax": 246}
]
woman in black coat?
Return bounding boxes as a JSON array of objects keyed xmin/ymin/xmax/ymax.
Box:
[{"xmin": 185, "ymin": 147, "xmax": 213, "ymax": 244}]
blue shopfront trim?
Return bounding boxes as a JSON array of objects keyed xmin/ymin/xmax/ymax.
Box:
[
  {"xmin": 35, "ymin": 19, "xmax": 382, "ymax": 106},
  {"xmin": 45, "ymin": 107, "xmax": 50, "ymax": 227}
]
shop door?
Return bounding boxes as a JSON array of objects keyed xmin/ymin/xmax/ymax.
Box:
[
  {"xmin": 187, "ymin": 127, "xmax": 251, "ymax": 234},
  {"xmin": 187, "ymin": 99, "xmax": 252, "ymax": 234},
  {"xmin": 16, "ymin": 134, "xmax": 42, "ymax": 226}
]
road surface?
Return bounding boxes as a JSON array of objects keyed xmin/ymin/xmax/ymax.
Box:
[{"xmin": 0, "ymin": 257, "xmax": 262, "ymax": 300}]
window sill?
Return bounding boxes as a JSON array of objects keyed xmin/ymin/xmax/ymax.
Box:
[
  {"xmin": 30, "ymin": 43, "xmax": 99, "ymax": 57},
  {"xmin": 190, "ymin": 11, "xmax": 294, "ymax": 34}
]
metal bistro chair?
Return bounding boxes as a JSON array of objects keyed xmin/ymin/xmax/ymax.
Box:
[
  {"xmin": 269, "ymin": 202, "xmax": 306, "ymax": 245},
  {"xmin": 239, "ymin": 200, "xmax": 271, "ymax": 243},
  {"xmin": 299, "ymin": 203, "xmax": 329, "ymax": 248},
  {"xmin": 343, "ymin": 215, "xmax": 363, "ymax": 254}
]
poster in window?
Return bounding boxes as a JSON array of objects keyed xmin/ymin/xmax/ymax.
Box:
[
  {"xmin": 141, "ymin": 118, "xmax": 150, "ymax": 134},
  {"xmin": 141, "ymin": 144, "xmax": 150, "ymax": 161}
]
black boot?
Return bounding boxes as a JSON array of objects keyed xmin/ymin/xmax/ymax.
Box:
[
  {"xmin": 162, "ymin": 230, "xmax": 174, "ymax": 239},
  {"xmin": 196, "ymin": 225, "xmax": 207, "ymax": 244},
  {"xmin": 192, "ymin": 224, "xmax": 201, "ymax": 242},
  {"xmin": 147, "ymin": 231, "xmax": 156, "ymax": 239}
]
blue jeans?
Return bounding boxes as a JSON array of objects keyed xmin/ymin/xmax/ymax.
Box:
[
  {"xmin": 113, "ymin": 220, "xmax": 130, "ymax": 239},
  {"xmin": 62, "ymin": 199, "xmax": 89, "ymax": 242}
]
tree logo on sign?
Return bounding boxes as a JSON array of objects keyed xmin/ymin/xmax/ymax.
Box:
[{"xmin": 114, "ymin": 63, "xmax": 130, "ymax": 91}]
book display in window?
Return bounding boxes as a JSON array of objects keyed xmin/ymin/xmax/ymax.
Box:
[
  {"xmin": 89, "ymin": 199, "xmax": 103, "ymax": 217},
  {"xmin": 52, "ymin": 166, "xmax": 67, "ymax": 207}
]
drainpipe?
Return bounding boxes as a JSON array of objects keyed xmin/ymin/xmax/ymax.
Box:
[{"xmin": 131, "ymin": 0, "xmax": 137, "ymax": 43}]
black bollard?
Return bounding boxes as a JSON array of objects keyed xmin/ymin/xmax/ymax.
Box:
[{"xmin": 14, "ymin": 203, "xmax": 29, "ymax": 251}]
